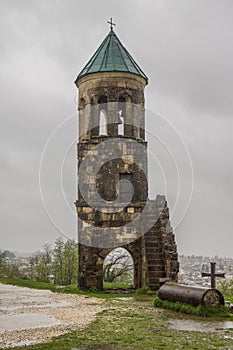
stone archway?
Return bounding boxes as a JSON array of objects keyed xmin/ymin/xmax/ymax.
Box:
[
  {"xmin": 103, "ymin": 247, "xmax": 134, "ymax": 286},
  {"xmin": 77, "ymin": 197, "xmax": 179, "ymax": 291}
]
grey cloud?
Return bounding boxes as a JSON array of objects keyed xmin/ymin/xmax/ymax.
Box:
[{"xmin": 0, "ymin": 0, "xmax": 232, "ymax": 256}]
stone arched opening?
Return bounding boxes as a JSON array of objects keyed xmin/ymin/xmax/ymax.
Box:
[
  {"xmin": 118, "ymin": 95, "xmax": 128, "ymax": 136},
  {"xmin": 99, "ymin": 109, "xmax": 108, "ymax": 135},
  {"xmin": 103, "ymin": 247, "xmax": 134, "ymax": 287},
  {"xmin": 98, "ymin": 95, "xmax": 108, "ymax": 136}
]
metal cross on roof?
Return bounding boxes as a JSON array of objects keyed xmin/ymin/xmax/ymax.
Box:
[
  {"xmin": 201, "ymin": 262, "xmax": 225, "ymax": 289},
  {"xmin": 108, "ymin": 18, "xmax": 116, "ymax": 30}
]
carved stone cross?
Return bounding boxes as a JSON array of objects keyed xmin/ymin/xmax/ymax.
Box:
[{"xmin": 202, "ymin": 262, "xmax": 225, "ymax": 289}]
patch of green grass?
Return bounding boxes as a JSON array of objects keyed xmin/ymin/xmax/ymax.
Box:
[
  {"xmin": 11, "ymin": 300, "xmax": 233, "ymax": 350},
  {"xmin": 58, "ymin": 284, "xmax": 137, "ymax": 299},
  {"xmin": 103, "ymin": 281, "xmax": 132, "ymax": 289},
  {"xmin": 225, "ymin": 295, "xmax": 233, "ymax": 304},
  {"xmin": 154, "ymin": 297, "xmax": 233, "ymax": 319},
  {"xmin": 2, "ymin": 278, "xmax": 233, "ymax": 350},
  {"xmin": 0, "ymin": 278, "xmax": 136, "ymax": 299},
  {"xmin": 0, "ymin": 277, "xmax": 56, "ymax": 291},
  {"xmin": 136, "ymin": 285, "xmax": 157, "ymax": 295}
]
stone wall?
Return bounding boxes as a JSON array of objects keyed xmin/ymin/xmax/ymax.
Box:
[
  {"xmin": 76, "ymin": 195, "xmax": 179, "ymax": 291},
  {"xmin": 77, "ymin": 137, "xmax": 148, "ymax": 204},
  {"xmin": 77, "ymin": 72, "xmax": 146, "ymax": 140}
]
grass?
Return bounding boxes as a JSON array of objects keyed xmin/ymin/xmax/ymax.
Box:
[
  {"xmin": 9, "ymin": 300, "xmax": 233, "ymax": 350},
  {"xmin": 0, "ymin": 277, "xmax": 57, "ymax": 291},
  {"xmin": 103, "ymin": 281, "xmax": 132, "ymax": 289},
  {"xmin": 225, "ymin": 295, "xmax": 233, "ymax": 304},
  {"xmin": 0, "ymin": 278, "xmax": 136, "ymax": 299},
  {"xmin": 154, "ymin": 297, "xmax": 233, "ymax": 319},
  {"xmin": 1, "ymin": 278, "xmax": 233, "ymax": 349}
]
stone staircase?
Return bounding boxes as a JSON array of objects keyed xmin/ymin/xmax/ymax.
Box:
[
  {"xmin": 144, "ymin": 198, "xmax": 167, "ymax": 290},
  {"xmin": 145, "ymin": 225, "xmax": 166, "ymax": 290}
]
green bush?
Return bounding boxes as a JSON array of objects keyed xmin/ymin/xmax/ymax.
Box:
[
  {"xmin": 136, "ymin": 285, "xmax": 151, "ymax": 295},
  {"xmin": 218, "ymin": 278, "xmax": 233, "ymax": 296},
  {"xmin": 136, "ymin": 285, "xmax": 156, "ymax": 295},
  {"xmin": 154, "ymin": 297, "xmax": 232, "ymax": 318}
]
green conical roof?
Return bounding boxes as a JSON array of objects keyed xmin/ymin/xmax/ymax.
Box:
[{"xmin": 75, "ymin": 29, "xmax": 148, "ymax": 85}]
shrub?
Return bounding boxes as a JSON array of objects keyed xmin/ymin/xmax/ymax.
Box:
[
  {"xmin": 154, "ymin": 297, "xmax": 232, "ymax": 318},
  {"xmin": 136, "ymin": 285, "xmax": 151, "ymax": 295},
  {"xmin": 218, "ymin": 279, "xmax": 233, "ymax": 296}
]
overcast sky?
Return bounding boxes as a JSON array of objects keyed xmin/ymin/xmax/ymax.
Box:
[{"xmin": 1, "ymin": 0, "xmax": 233, "ymax": 257}]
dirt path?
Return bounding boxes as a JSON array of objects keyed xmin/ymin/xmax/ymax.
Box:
[{"xmin": 0, "ymin": 283, "xmax": 105, "ymax": 348}]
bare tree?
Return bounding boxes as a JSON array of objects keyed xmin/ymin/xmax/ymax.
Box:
[{"xmin": 103, "ymin": 248, "xmax": 133, "ymax": 284}]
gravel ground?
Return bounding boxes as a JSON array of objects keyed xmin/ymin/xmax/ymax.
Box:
[{"xmin": 0, "ymin": 283, "xmax": 105, "ymax": 348}]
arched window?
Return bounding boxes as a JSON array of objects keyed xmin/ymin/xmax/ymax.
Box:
[
  {"xmin": 118, "ymin": 96, "xmax": 126, "ymax": 136},
  {"xmin": 99, "ymin": 110, "xmax": 108, "ymax": 135},
  {"xmin": 98, "ymin": 95, "xmax": 108, "ymax": 136},
  {"xmin": 118, "ymin": 111, "xmax": 124, "ymax": 135}
]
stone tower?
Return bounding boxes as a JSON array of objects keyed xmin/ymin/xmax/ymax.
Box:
[{"xmin": 75, "ymin": 27, "xmax": 179, "ymax": 291}]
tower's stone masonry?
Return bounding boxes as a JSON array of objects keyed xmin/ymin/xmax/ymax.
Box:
[
  {"xmin": 75, "ymin": 28, "xmax": 179, "ymax": 291},
  {"xmin": 77, "ymin": 196, "xmax": 179, "ymax": 290},
  {"xmin": 77, "ymin": 72, "xmax": 146, "ymax": 141}
]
